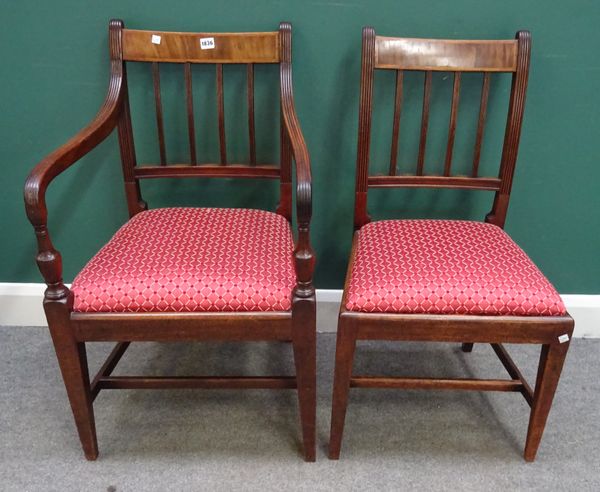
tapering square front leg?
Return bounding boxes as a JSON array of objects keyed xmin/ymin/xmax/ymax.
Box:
[
  {"xmin": 292, "ymin": 294, "xmax": 316, "ymax": 462},
  {"xmin": 45, "ymin": 297, "xmax": 98, "ymax": 460},
  {"xmin": 524, "ymin": 340, "xmax": 570, "ymax": 462},
  {"xmin": 328, "ymin": 317, "xmax": 358, "ymax": 460}
]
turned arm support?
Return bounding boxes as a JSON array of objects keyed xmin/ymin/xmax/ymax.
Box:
[
  {"xmin": 280, "ymin": 55, "xmax": 315, "ymax": 298},
  {"xmin": 23, "ymin": 69, "xmax": 124, "ymax": 300}
]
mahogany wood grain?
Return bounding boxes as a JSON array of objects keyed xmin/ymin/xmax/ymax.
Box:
[
  {"xmin": 97, "ymin": 376, "xmax": 297, "ymax": 390},
  {"xmin": 71, "ymin": 311, "xmax": 293, "ymax": 342},
  {"xmin": 472, "ymin": 72, "xmax": 490, "ymax": 177},
  {"xmin": 375, "ymin": 37, "xmax": 518, "ymax": 71},
  {"xmin": 328, "ymin": 237, "xmax": 359, "ymax": 460},
  {"xmin": 353, "ymin": 27, "xmax": 375, "ymax": 229},
  {"xmin": 488, "ymin": 31, "xmax": 531, "ymax": 228},
  {"xmin": 353, "ymin": 29, "xmax": 532, "ymax": 230},
  {"xmin": 45, "ymin": 294, "xmax": 98, "ymax": 460},
  {"xmin": 118, "ymin": 65, "xmax": 147, "ymax": 217},
  {"xmin": 216, "ymin": 63, "xmax": 227, "ymax": 164},
  {"xmin": 416, "ymin": 70, "xmax": 432, "ymax": 175},
  {"xmin": 292, "ymin": 295, "xmax": 317, "ymax": 461},
  {"xmin": 444, "ymin": 72, "xmax": 461, "ymax": 176},
  {"xmin": 367, "ymin": 175, "xmax": 501, "ymax": 191},
  {"xmin": 332, "ymin": 28, "xmax": 573, "ymax": 463},
  {"xmin": 134, "ymin": 163, "xmax": 280, "ymax": 179},
  {"xmin": 122, "ymin": 29, "xmax": 280, "ymax": 63},
  {"xmin": 184, "ymin": 63, "xmax": 197, "ymax": 164},
  {"xmin": 491, "ymin": 343, "xmax": 534, "ymax": 406},
  {"xmin": 24, "ymin": 20, "xmax": 314, "ymax": 461},
  {"xmin": 388, "ymin": 70, "xmax": 403, "ymax": 175},
  {"xmin": 279, "ymin": 21, "xmax": 314, "ymax": 294},
  {"xmin": 277, "ymin": 106, "xmax": 293, "ymax": 220},
  {"xmin": 328, "ymin": 316, "xmax": 358, "ymax": 460},
  {"xmin": 280, "ymin": 21, "xmax": 316, "ymax": 460},
  {"xmin": 247, "ymin": 63, "xmax": 257, "ymax": 165},
  {"xmin": 24, "ymin": 20, "xmax": 125, "ymax": 258},
  {"xmin": 90, "ymin": 342, "xmax": 130, "ymax": 401},
  {"xmin": 350, "ymin": 377, "xmax": 524, "ymax": 392},
  {"xmin": 524, "ymin": 342, "xmax": 570, "ymax": 461},
  {"xmin": 151, "ymin": 62, "xmax": 167, "ymax": 165},
  {"xmin": 345, "ymin": 310, "xmax": 572, "ymax": 345}
]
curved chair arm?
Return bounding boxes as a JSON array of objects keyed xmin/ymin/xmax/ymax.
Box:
[
  {"xmin": 280, "ymin": 24, "xmax": 314, "ymax": 299},
  {"xmin": 24, "ymin": 46, "xmax": 124, "ymax": 300}
]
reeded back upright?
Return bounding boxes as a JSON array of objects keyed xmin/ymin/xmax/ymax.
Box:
[
  {"xmin": 354, "ymin": 28, "xmax": 531, "ymax": 229},
  {"xmin": 109, "ymin": 20, "xmax": 295, "ymax": 219}
]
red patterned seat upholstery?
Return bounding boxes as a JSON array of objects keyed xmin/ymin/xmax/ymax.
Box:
[
  {"xmin": 72, "ymin": 207, "xmax": 296, "ymax": 313},
  {"xmin": 345, "ymin": 220, "xmax": 565, "ymax": 316}
]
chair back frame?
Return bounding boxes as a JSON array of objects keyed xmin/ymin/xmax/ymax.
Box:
[
  {"xmin": 353, "ymin": 27, "xmax": 531, "ymax": 230},
  {"xmin": 112, "ymin": 20, "xmax": 296, "ymax": 222}
]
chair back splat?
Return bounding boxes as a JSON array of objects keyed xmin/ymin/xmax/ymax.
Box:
[
  {"xmin": 354, "ymin": 27, "xmax": 531, "ymax": 229},
  {"xmin": 110, "ymin": 20, "xmax": 294, "ymax": 220}
]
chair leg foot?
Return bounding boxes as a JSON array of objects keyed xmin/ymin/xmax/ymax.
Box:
[
  {"xmin": 84, "ymin": 449, "xmax": 99, "ymax": 461},
  {"xmin": 523, "ymin": 341, "xmax": 570, "ymax": 462},
  {"xmin": 461, "ymin": 343, "xmax": 474, "ymax": 352},
  {"xmin": 292, "ymin": 296, "xmax": 316, "ymax": 462},
  {"xmin": 328, "ymin": 318, "xmax": 357, "ymax": 460},
  {"xmin": 46, "ymin": 299, "xmax": 98, "ymax": 460}
]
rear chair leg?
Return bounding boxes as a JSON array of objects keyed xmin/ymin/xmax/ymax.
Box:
[
  {"xmin": 292, "ymin": 295, "xmax": 316, "ymax": 462},
  {"xmin": 328, "ymin": 317, "xmax": 357, "ymax": 460},
  {"xmin": 45, "ymin": 297, "xmax": 98, "ymax": 460},
  {"xmin": 461, "ymin": 343, "xmax": 474, "ymax": 352},
  {"xmin": 524, "ymin": 341, "xmax": 570, "ymax": 461}
]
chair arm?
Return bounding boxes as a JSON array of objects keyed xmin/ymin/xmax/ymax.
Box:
[
  {"xmin": 280, "ymin": 56, "xmax": 315, "ymax": 298},
  {"xmin": 23, "ymin": 68, "xmax": 124, "ymax": 300}
]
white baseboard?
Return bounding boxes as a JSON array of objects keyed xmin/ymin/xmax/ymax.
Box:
[
  {"xmin": 0, "ymin": 283, "xmax": 50, "ymax": 327},
  {"xmin": 1, "ymin": 283, "xmax": 598, "ymax": 338}
]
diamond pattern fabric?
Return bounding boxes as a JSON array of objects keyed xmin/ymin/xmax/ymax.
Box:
[
  {"xmin": 345, "ymin": 220, "xmax": 565, "ymax": 316},
  {"xmin": 72, "ymin": 207, "xmax": 295, "ymax": 313}
]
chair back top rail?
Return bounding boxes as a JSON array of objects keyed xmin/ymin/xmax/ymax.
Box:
[
  {"xmin": 375, "ymin": 37, "xmax": 518, "ymax": 72},
  {"xmin": 122, "ymin": 29, "xmax": 280, "ymax": 63}
]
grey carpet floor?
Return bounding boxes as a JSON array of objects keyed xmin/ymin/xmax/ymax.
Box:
[{"xmin": 0, "ymin": 326, "xmax": 599, "ymax": 491}]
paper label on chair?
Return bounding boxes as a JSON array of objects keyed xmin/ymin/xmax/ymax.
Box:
[
  {"xmin": 200, "ymin": 37, "xmax": 215, "ymax": 49},
  {"xmin": 151, "ymin": 34, "xmax": 162, "ymax": 45},
  {"xmin": 558, "ymin": 334, "xmax": 570, "ymax": 343}
]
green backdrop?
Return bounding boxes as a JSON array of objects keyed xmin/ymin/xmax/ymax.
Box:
[{"xmin": 2, "ymin": 0, "xmax": 599, "ymax": 293}]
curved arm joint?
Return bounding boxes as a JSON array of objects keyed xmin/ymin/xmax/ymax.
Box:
[
  {"xmin": 23, "ymin": 45, "xmax": 124, "ymax": 298},
  {"xmin": 280, "ymin": 42, "xmax": 315, "ymax": 292}
]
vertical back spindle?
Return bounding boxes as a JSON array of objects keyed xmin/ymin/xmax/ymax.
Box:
[
  {"xmin": 184, "ymin": 63, "xmax": 197, "ymax": 165},
  {"xmin": 216, "ymin": 63, "xmax": 227, "ymax": 165},
  {"xmin": 472, "ymin": 72, "xmax": 491, "ymax": 177},
  {"xmin": 247, "ymin": 64, "xmax": 257, "ymax": 166},
  {"xmin": 389, "ymin": 70, "xmax": 404, "ymax": 176},
  {"xmin": 416, "ymin": 70, "xmax": 432, "ymax": 176},
  {"xmin": 444, "ymin": 72, "xmax": 461, "ymax": 176},
  {"xmin": 152, "ymin": 62, "xmax": 167, "ymax": 165}
]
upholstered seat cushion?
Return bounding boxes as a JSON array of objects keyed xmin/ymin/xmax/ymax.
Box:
[
  {"xmin": 345, "ymin": 220, "xmax": 565, "ymax": 316},
  {"xmin": 72, "ymin": 208, "xmax": 296, "ymax": 313}
]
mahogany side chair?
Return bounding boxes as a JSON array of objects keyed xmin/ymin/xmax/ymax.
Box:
[
  {"xmin": 329, "ymin": 28, "xmax": 574, "ymax": 461},
  {"xmin": 24, "ymin": 20, "xmax": 316, "ymax": 461}
]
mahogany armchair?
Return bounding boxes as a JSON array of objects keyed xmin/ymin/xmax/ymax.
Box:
[
  {"xmin": 24, "ymin": 20, "xmax": 316, "ymax": 461},
  {"xmin": 329, "ymin": 28, "xmax": 573, "ymax": 461}
]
